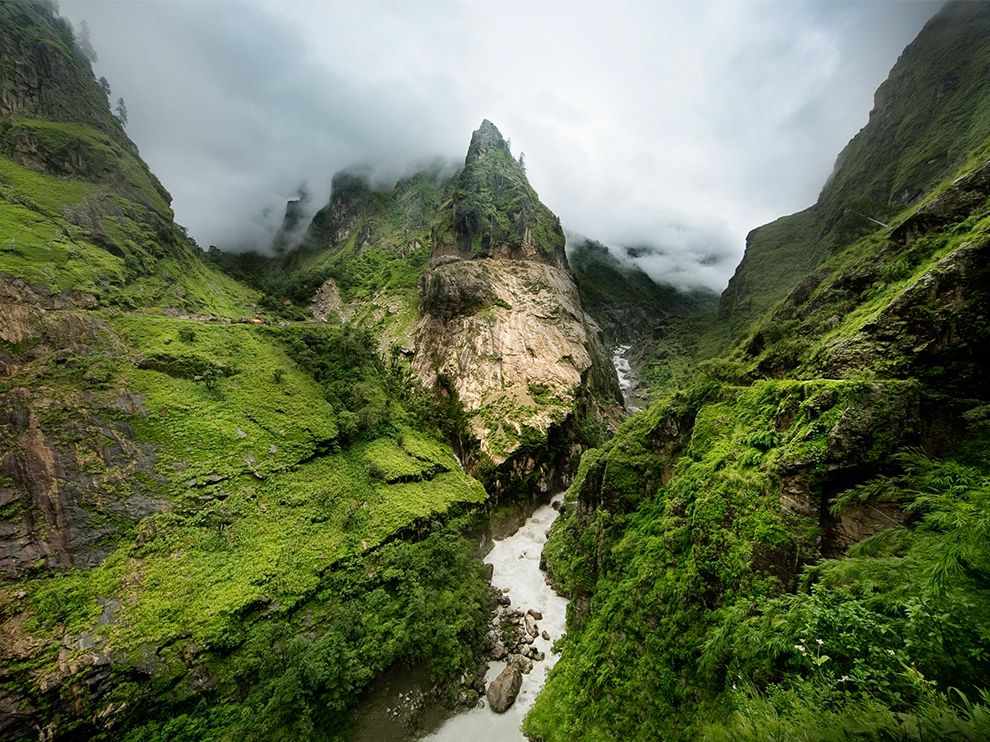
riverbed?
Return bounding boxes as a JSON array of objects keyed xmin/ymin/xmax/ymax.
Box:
[
  {"xmin": 421, "ymin": 496, "xmax": 568, "ymax": 740},
  {"xmin": 612, "ymin": 344, "xmax": 642, "ymax": 412}
]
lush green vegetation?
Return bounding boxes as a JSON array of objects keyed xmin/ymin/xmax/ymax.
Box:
[
  {"xmin": 434, "ymin": 121, "xmax": 565, "ymax": 261},
  {"xmin": 712, "ymin": 0, "xmax": 990, "ymax": 352},
  {"xmin": 212, "ymin": 170, "xmax": 447, "ymax": 317},
  {"xmin": 115, "ymin": 520, "xmax": 491, "ymax": 742},
  {"xmin": 0, "ymin": 1, "xmax": 132, "ymax": 146},
  {"xmin": 5, "ymin": 314, "xmax": 489, "ymax": 738},
  {"xmin": 526, "ymin": 36, "xmax": 990, "ymax": 739},
  {"xmin": 0, "ymin": 5, "xmax": 497, "ymax": 737},
  {"xmin": 6, "ymin": 0, "xmax": 990, "ymax": 739},
  {"xmin": 529, "ymin": 372, "xmax": 990, "ymax": 739}
]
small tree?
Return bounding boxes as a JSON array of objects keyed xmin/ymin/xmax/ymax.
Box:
[
  {"xmin": 115, "ymin": 97, "xmax": 128, "ymax": 126},
  {"xmin": 519, "ymin": 151, "xmax": 526, "ymax": 173},
  {"xmin": 98, "ymin": 76, "xmax": 111, "ymax": 99},
  {"xmin": 199, "ymin": 366, "xmax": 222, "ymax": 397}
]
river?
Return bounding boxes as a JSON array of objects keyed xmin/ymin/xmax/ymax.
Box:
[
  {"xmin": 422, "ymin": 496, "xmax": 569, "ymax": 741},
  {"xmin": 612, "ymin": 344, "xmax": 640, "ymax": 412}
]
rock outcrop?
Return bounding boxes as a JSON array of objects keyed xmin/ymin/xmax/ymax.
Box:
[
  {"xmin": 411, "ymin": 122, "xmax": 619, "ymax": 494},
  {"xmin": 0, "ymin": 278, "xmax": 170, "ymax": 577}
]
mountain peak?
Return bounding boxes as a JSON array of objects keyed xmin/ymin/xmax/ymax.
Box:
[{"xmin": 465, "ymin": 119, "xmax": 510, "ymax": 164}]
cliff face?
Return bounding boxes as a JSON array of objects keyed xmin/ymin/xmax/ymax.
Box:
[{"xmin": 411, "ymin": 122, "xmax": 619, "ymax": 494}]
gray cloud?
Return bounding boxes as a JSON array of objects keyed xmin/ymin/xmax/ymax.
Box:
[{"xmin": 60, "ymin": 0, "xmax": 940, "ymax": 290}]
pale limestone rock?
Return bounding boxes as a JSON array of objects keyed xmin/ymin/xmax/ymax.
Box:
[{"xmin": 412, "ymin": 257, "xmax": 593, "ymax": 464}]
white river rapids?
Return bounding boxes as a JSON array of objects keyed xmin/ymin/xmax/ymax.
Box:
[{"xmin": 422, "ymin": 496, "xmax": 569, "ymax": 740}]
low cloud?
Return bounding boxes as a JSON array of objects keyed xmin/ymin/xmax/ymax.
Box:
[{"xmin": 61, "ymin": 0, "xmax": 939, "ymax": 289}]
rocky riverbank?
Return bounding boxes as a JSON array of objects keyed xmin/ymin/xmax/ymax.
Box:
[{"xmin": 424, "ymin": 496, "xmax": 568, "ymax": 740}]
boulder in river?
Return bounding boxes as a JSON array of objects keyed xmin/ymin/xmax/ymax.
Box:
[
  {"xmin": 487, "ymin": 664, "xmax": 523, "ymax": 713},
  {"xmin": 525, "ymin": 613, "xmax": 539, "ymax": 636},
  {"xmin": 509, "ymin": 654, "xmax": 534, "ymax": 674}
]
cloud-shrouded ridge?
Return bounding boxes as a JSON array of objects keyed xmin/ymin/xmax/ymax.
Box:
[{"xmin": 60, "ymin": 0, "xmax": 940, "ymax": 292}]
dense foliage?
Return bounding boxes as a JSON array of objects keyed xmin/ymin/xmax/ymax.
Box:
[{"xmin": 118, "ymin": 520, "xmax": 490, "ymax": 741}]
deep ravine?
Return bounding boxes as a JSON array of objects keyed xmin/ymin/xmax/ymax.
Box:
[{"xmin": 422, "ymin": 496, "xmax": 569, "ymax": 741}]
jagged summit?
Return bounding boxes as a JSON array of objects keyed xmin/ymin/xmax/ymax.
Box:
[
  {"xmin": 438, "ymin": 120, "xmax": 567, "ymax": 266},
  {"xmin": 465, "ymin": 119, "xmax": 510, "ymax": 164}
]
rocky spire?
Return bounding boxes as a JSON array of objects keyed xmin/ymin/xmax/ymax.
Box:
[{"xmin": 465, "ymin": 119, "xmax": 511, "ymax": 164}]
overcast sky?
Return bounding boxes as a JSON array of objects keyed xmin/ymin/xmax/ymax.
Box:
[{"xmin": 60, "ymin": 0, "xmax": 941, "ymax": 292}]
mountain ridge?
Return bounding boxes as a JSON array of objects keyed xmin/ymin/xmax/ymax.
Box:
[{"xmin": 713, "ymin": 0, "xmax": 990, "ymax": 351}]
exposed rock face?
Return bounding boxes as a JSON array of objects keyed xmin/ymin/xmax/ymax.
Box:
[
  {"xmin": 309, "ymin": 277, "xmax": 344, "ymax": 322},
  {"xmin": 486, "ymin": 664, "xmax": 522, "ymax": 713},
  {"xmin": 411, "ymin": 123, "xmax": 619, "ymax": 492},
  {"xmin": 270, "ymin": 190, "xmax": 311, "ymax": 254},
  {"xmin": 465, "ymin": 119, "xmax": 510, "ymax": 163},
  {"xmin": 414, "ymin": 257, "xmax": 597, "ymax": 460},
  {"xmin": 0, "ymin": 277, "xmax": 169, "ymax": 578}
]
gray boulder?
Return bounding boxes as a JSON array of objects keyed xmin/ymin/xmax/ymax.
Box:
[{"xmin": 486, "ymin": 664, "xmax": 523, "ymax": 713}]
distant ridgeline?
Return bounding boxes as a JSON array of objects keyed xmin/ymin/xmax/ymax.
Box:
[{"xmin": 526, "ymin": 2, "xmax": 990, "ymax": 740}]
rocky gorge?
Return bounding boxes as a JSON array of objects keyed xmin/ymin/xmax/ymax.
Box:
[{"xmin": 2, "ymin": 0, "xmax": 990, "ymax": 740}]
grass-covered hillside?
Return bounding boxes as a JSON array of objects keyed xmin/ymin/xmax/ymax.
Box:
[
  {"xmin": 1, "ymin": 2, "xmax": 497, "ymax": 738},
  {"xmin": 0, "ymin": 2, "xmax": 257, "ymax": 318},
  {"xmin": 2, "ymin": 310, "xmax": 490, "ymax": 739},
  {"xmin": 714, "ymin": 0, "xmax": 990, "ymax": 351},
  {"xmin": 525, "ymin": 4, "xmax": 990, "ymax": 735}
]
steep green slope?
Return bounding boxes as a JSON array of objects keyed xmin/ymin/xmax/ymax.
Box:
[
  {"xmin": 0, "ymin": 2, "xmax": 257, "ymax": 317},
  {"xmin": 0, "ymin": 3, "xmax": 495, "ymax": 738},
  {"xmin": 713, "ymin": 0, "xmax": 990, "ymax": 351},
  {"xmin": 529, "ymin": 146, "xmax": 990, "ymax": 742},
  {"xmin": 526, "ymin": 4, "xmax": 990, "ymax": 739}
]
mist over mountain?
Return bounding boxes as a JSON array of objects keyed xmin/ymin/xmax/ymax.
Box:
[
  {"xmin": 60, "ymin": 0, "xmax": 938, "ymax": 291},
  {"xmin": 4, "ymin": 1, "xmax": 990, "ymax": 740}
]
